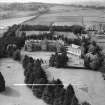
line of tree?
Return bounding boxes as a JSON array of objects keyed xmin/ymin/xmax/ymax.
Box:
[
  {"xmin": 22, "ymin": 55, "xmax": 80, "ymax": 105},
  {"xmin": 73, "ymin": 4, "xmax": 105, "ymax": 10},
  {"xmin": 0, "ymin": 25, "xmax": 26, "ymax": 92},
  {"xmin": 0, "ymin": 25, "xmax": 25, "ymax": 58},
  {"xmin": 20, "ymin": 24, "xmax": 85, "ymax": 34},
  {"xmin": 0, "ymin": 72, "xmax": 5, "ymax": 92}
]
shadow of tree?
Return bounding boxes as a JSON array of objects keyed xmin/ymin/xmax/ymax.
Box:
[{"xmin": 1, "ymin": 86, "xmax": 20, "ymax": 97}]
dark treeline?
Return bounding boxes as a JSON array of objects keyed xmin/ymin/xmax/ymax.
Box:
[
  {"xmin": 20, "ymin": 24, "xmax": 85, "ymax": 34},
  {"xmin": 71, "ymin": 4, "xmax": 105, "ymax": 10},
  {"xmin": 22, "ymin": 55, "xmax": 80, "ymax": 105},
  {"xmin": 0, "ymin": 24, "xmax": 25, "ymax": 58},
  {"xmin": 20, "ymin": 25, "xmax": 49, "ymax": 31},
  {"xmin": 49, "ymin": 50, "xmax": 69, "ymax": 68}
]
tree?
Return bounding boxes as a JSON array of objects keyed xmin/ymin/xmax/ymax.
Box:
[
  {"xmin": 0, "ymin": 72, "xmax": 5, "ymax": 92},
  {"xmin": 32, "ymin": 78, "xmax": 48, "ymax": 98},
  {"xmin": 24, "ymin": 61, "xmax": 34, "ymax": 76},
  {"xmin": 88, "ymin": 41, "xmax": 102, "ymax": 55},
  {"xmin": 81, "ymin": 101, "xmax": 91, "ymax": 105},
  {"xmin": 99, "ymin": 56, "xmax": 105, "ymax": 73},
  {"xmin": 49, "ymin": 52, "xmax": 68, "ymax": 68},
  {"xmin": 81, "ymin": 36, "xmax": 91, "ymax": 55},
  {"xmin": 71, "ymin": 25, "xmax": 85, "ymax": 36},
  {"xmin": 70, "ymin": 95, "xmax": 79, "ymax": 105},
  {"xmin": 42, "ymin": 81, "xmax": 56, "ymax": 104},
  {"xmin": 49, "ymin": 54, "xmax": 55, "ymax": 67},
  {"xmin": 63, "ymin": 84, "xmax": 75, "ymax": 105},
  {"xmin": 6, "ymin": 44, "xmax": 17, "ymax": 57},
  {"xmin": 22, "ymin": 55, "xmax": 34, "ymax": 69},
  {"xmin": 53, "ymin": 88, "xmax": 66, "ymax": 105},
  {"xmin": 84, "ymin": 53, "xmax": 103, "ymax": 70},
  {"xmin": 53, "ymin": 79, "xmax": 64, "ymax": 99},
  {"xmin": 13, "ymin": 49, "xmax": 21, "ymax": 61}
]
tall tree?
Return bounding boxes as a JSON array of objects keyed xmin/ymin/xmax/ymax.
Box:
[
  {"xmin": 32, "ymin": 78, "xmax": 48, "ymax": 98},
  {"xmin": 63, "ymin": 84, "xmax": 75, "ymax": 105},
  {"xmin": 0, "ymin": 72, "xmax": 5, "ymax": 92}
]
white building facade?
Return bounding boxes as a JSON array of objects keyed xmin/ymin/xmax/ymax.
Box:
[{"xmin": 67, "ymin": 44, "xmax": 81, "ymax": 57}]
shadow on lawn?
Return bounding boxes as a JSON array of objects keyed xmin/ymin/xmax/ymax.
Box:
[{"xmin": 1, "ymin": 86, "xmax": 20, "ymax": 97}]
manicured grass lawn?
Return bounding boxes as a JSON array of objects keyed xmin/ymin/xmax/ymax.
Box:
[
  {"xmin": 0, "ymin": 58, "xmax": 47, "ymax": 105},
  {"xmin": 45, "ymin": 67, "xmax": 105, "ymax": 105}
]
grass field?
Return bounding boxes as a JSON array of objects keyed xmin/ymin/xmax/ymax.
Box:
[
  {"xmin": 0, "ymin": 16, "xmax": 36, "ymax": 28},
  {"xmin": 45, "ymin": 67, "xmax": 105, "ymax": 105},
  {"xmin": 23, "ymin": 5, "xmax": 105, "ymax": 26},
  {"xmin": 0, "ymin": 3, "xmax": 50, "ymax": 20},
  {"xmin": 0, "ymin": 58, "xmax": 47, "ymax": 105}
]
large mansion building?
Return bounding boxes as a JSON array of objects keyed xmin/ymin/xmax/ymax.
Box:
[{"xmin": 24, "ymin": 39, "xmax": 64, "ymax": 52}]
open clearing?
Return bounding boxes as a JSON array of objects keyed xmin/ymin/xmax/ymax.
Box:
[
  {"xmin": 0, "ymin": 58, "xmax": 46, "ymax": 105},
  {"xmin": 23, "ymin": 5, "xmax": 105, "ymax": 26},
  {"xmin": 45, "ymin": 67, "xmax": 105, "ymax": 105}
]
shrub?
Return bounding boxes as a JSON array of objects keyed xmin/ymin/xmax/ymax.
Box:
[
  {"xmin": 81, "ymin": 101, "xmax": 91, "ymax": 105},
  {"xmin": 84, "ymin": 53, "xmax": 103, "ymax": 70},
  {"xmin": 32, "ymin": 78, "xmax": 48, "ymax": 98},
  {"xmin": 13, "ymin": 49, "xmax": 21, "ymax": 61},
  {"xmin": 49, "ymin": 52, "xmax": 68, "ymax": 68},
  {"xmin": 42, "ymin": 81, "xmax": 56, "ymax": 104},
  {"xmin": 63, "ymin": 84, "xmax": 75, "ymax": 105},
  {"xmin": 0, "ymin": 72, "xmax": 5, "ymax": 92},
  {"xmin": 53, "ymin": 87, "xmax": 66, "ymax": 105}
]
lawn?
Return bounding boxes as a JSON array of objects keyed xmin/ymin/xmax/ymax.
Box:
[
  {"xmin": 23, "ymin": 5, "xmax": 105, "ymax": 26},
  {"xmin": 45, "ymin": 67, "xmax": 105, "ymax": 105},
  {"xmin": 0, "ymin": 58, "xmax": 47, "ymax": 105}
]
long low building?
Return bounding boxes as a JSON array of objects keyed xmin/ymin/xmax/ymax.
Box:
[{"xmin": 24, "ymin": 39, "xmax": 64, "ymax": 52}]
